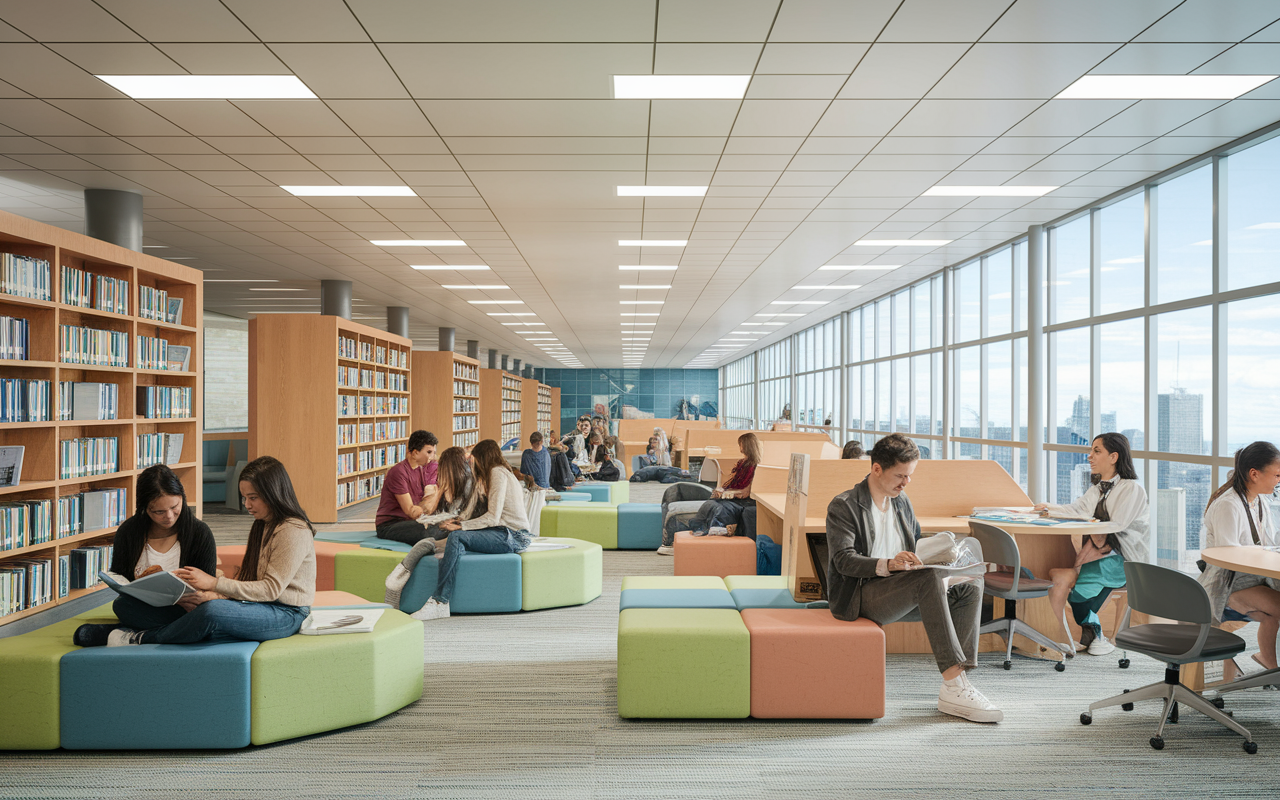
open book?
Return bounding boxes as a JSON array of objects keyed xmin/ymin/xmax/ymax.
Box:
[{"xmin": 99, "ymin": 570, "xmax": 195, "ymax": 607}]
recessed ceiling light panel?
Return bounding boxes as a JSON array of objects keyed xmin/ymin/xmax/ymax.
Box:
[
  {"xmin": 97, "ymin": 74, "xmax": 316, "ymax": 99},
  {"xmin": 1056, "ymin": 74, "xmax": 1277, "ymax": 100},
  {"xmin": 619, "ymin": 240, "xmax": 687, "ymax": 247},
  {"xmin": 613, "ymin": 75, "xmax": 751, "ymax": 99},
  {"xmin": 617, "ymin": 186, "xmax": 707, "ymax": 197},
  {"xmin": 923, "ymin": 185, "xmax": 1056, "ymax": 197},
  {"xmin": 283, "ymin": 186, "xmax": 414, "ymax": 197}
]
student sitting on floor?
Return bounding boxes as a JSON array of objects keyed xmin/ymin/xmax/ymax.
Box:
[
  {"xmin": 826, "ymin": 432, "xmax": 1002, "ymax": 723},
  {"xmin": 685, "ymin": 432, "xmax": 762, "ymax": 540},
  {"xmin": 413, "ymin": 439, "xmax": 532, "ymax": 621},
  {"xmin": 73, "ymin": 464, "xmax": 217, "ymax": 646},
  {"xmin": 593, "ymin": 443, "xmax": 621, "ymax": 482},
  {"xmin": 75, "ymin": 456, "xmax": 316, "ymax": 647},
  {"xmin": 574, "ymin": 431, "xmax": 606, "ymax": 478},
  {"xmin": 374, "ymin": 429, "xmax": 439, "ymax": 545}
]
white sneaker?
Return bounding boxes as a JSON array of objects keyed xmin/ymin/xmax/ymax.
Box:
[
  {"xmin": 938, "ymin": 676, "xmax": 1003, "ymax": 723},
  {"xmin": 655, "ymin": 545, "xmax": 675, "ymax": 556},
  {"xmin": 107, "ymin": 628, "xmax": 143, "ymax": 647},
  {"xmin": 708, "ymin": 526, "xmax": 730, "ymax": 537},
  {"xmin": 1087, "ymin": 635, "xmax": 1117, "ymax": 656},
  {"xmin": 411, "ymin": 598, "xmax": 450, "ymax": 621}
]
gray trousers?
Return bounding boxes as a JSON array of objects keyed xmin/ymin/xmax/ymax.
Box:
[{"xmin": 857, "ymin": 569, "xmax": 982, "ymax": 674}]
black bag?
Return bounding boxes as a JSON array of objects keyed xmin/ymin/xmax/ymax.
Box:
[
  {"xmin": 596, "ymin": 460, "xmax": 620, "ymax": 482},
  {"xmin": 549, "ymin": 452, "xmax": 574, "ymax": 492}
]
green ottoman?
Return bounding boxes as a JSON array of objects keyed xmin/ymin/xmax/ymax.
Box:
[
  {"xmin": 608, "ymin": 481, "xmax": 630, "ymax": 504},
  {"xmin": 617, "ymin": 608, "xmax": 750, "ymax": 719},
  {"xmin": 621, "ymin": 575, "xmax": 726, "ymax": 591},
  {"xmin": 520, "ymin": 537, "xmax": 603, "ymax": 611},
  {"xmin": 334, "ymin": 548, "xmax": 407, "ymax": 603},
  {"xmin": 540, "ymin": 504, "xmax": 618, "ymax": 549},
  {"xmin": 249, "ymin": 609, "xmax": 424, "ymax": 745}
]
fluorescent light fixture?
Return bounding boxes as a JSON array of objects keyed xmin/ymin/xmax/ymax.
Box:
[
  {"xmin": 619, "ymin": 284, "xmax": 671, "ymax": 290},
  {"xmin": 729, "ymin": 332, "xmax": 766, "ymax": 335},
  {"xmin": 923, "ymin": 185, "xmax": 1056, "ymax": 197},
  {"xmin": 503, "ymin": 321, "xmax": 544, "ymax": 325},
  {"xmin": 621, "ymin": 323, "xmax": 656, "ymax": 326},
  {"xmin": 411, "ymin": 265, "xmax": 490, "ymax": 271},
  {"xmin": 619, "ymin": 240, "xmax": 687, "ymax": 247},
  {"xmin": 854, "ymin": 239, "xmax": 951, "ymax": 246},
  {"xmin": 619, "ymin": 266, "xmax": 679, "ymax": 273},
  {"xmin": 372, "ymin": 240, "xmax": 467, "ymax": 246},
  {"xmin": 524, "ymin": 339, "xmax": 557, "ymax": 342},
  {"xmin": 97, "ymin": 74, "xmax": 316, "ymax": 99},
  {"xmin": 206, "ymin": 279, "xmax": 279, "ymax": 283},
  {"xmin": 617, "ymin": 186, "xmax": 707, "ymax": 197},
  {"xmin": 620, "ymin": 300, "xmax": 664, "ymax": 305},
  {"xmin": 282, "ymin": 185, "xmax": 414, "ymax": 197},
  {"xmin": 792, "ymin": 285, "xmax": 861, "ymax": 290},
  {"xmin": 758, "ymin": 313, "xmax": 804, "ymax": 317},
  {"xmin": 514, "ymin": 330, "xmax": 546, "ymax": 334},
  {"xmin": 468, "ymin": 300, "xmax": 524, "ymax": 305},
  {"xmin": 621, "ymin": 338, "xmax": 651, "ymax": 341},
  {"xmin": 249, "ymin": 288, "xmax": 308, "ymax": 292},
  {"xmin": 621, "ymin": 313, "xmax": 660, "ymax": 317},
  {"xmin": 487, "ymin": 313, "xmax": 536, "ymax": 317},
  {"xmin": 1056, "ymin": 74, "xmax": 1277, "ymax": 100},
  {"xmin": 819, "ymin": 265, "xmax": 898, "ymax": 271},
  {"xmin": 613, "ymin": 75, "xmax": 751, "ymax": 99},
  {"xmin": 739, "ymin": 323, "xmax": 763, "ymax": 326},
  {"xmin": 764, "ymin": 322, "xmax": 785, "ymax": 326},
  {"xmin": 442, "ymin": 284, "xmax": 508, "ymax": 289},
  {"xmin": 769, "ymin": 301, "xmax": 827, "ymax": 305}
]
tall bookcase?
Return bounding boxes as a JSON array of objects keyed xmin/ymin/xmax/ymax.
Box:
[
  {"xmin": 248, "ymin": 315, "xmax": 410, "ymax": 524},
  {"xmin": 537, "ymin": 383, "xmax": 553, "ymax": 437},
  {"xmin": 520, "ymin": 377, "xmax": 540, "ymax": 444},
  {"xmin": 478, "ymin": 368, "xmax": 521, "ymax": 445},
  {"xmin": 411, "ymin": 351, "xmax": 480, "ymax": 451},
  {"xmin": 0, "ymin": 209, "xmax": 203, "ymax": 627}
]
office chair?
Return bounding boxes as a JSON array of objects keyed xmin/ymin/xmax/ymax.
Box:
[
  {"xmin": 1079, "ymin": 561, "xmax": 1256, "ymax": 753},
  {"xmin": 967, "ymin": 522, "xmax": 1070, "ymax": 672}
]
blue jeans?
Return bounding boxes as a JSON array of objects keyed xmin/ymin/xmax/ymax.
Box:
[
  {"xmin": 630, "ymin": 465, "xmax": 689, "ymax": 483},
  {"xmin": 432, "ymin": 526, "xmax": 530, "ymax": 605},
  {"xmin": 690, "ymin": 498, "xmax": 757, "ymax": 539},
  {"xmin": 118, "ymin": 593, "xmax": 309, "ymax": 645}
]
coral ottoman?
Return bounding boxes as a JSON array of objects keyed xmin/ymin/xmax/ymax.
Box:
[
  {"xmin": 725, "ymin": 575, "xmax": 807, "ymax": 611},
  {"xmin": 621, "ymin": 576, "xmax": 727, "ymax": 591},
  {"xmin": 313, "ymin": 590, "xmax": 381, "ymax": 607},
  {"xmin": 540, "ymin": 504, "xmax": 618, "ymax": 549},
  {"xmin": 617, "ymin": 503, "xmax": 663, "ymax": 550},
  {"xmin": 741, "ymin": 608, "xmax": 885, "ymax": 719},
  {"xmin": 520, "ymin": 537, "xmax": 603, "ymax": 611},
  {"xmin": 617, "ymin": 608, "xmax": 750, "ymax": 719},
  {"xmin": 673, "ymin": 532, "xmax": 757, "ymax": 578},
  {"xmin": 218, "ymin": 542, "xmax": 357, "ymax": 592}
]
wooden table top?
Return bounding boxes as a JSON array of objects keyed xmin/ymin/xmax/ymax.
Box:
[{"xmin": 1201, "ymin": 546, "xmax": 1280, "ymax": 580}]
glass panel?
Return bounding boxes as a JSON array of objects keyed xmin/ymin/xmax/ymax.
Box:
[
  {"xmin": 1226, "ymin": 135, "xmax": 1280, "ymax": 291},
  {"xmin": 877, "ymin": 298, "xmax": 891, "ymax": 359},
  {"xmin": 863, "ymin": 365, "xmax": 875, "ymax": 432},
  {"xmin": 894, "ymin": 359, "xmax": 910, "ymax": 432},
  {"xmin": 1099, "ymin": 193, "xmax": 1145, "ymax": 314},
  {"xmin": 1155, "ymin": 164, "xmax": 1212, "ymax": 304},
  {"xmin": 987, "ymin": 248, "xmax": 1013, "ymax": 337},
  {"xmin": 1155, "ymin": 460, "xmax": 1212, "ymax": 571},
  {"xmin": 1099, "ymin": 318, "xmax": 1145, "ymax": 447},
  {"xmin": 955, "ymin": 262, "xmax": 981, "ymax": 342},
  {"xmin": 847, "ymin": 308, "xmax": 861, "ymax": 363},
  {"xmin": 1015, "ymin": 338, "xmax": 1028, "ymax": 442},
  {"xmin": 913, "ymin": 281, "xmax": 930, "ymax": 352},
  {"xmin": 1052, "ymin": 326, "xmax": 1091, "ymax": 445},
  {"xmin": 986, "ymin": 340, "xmax": 1011, "ymax": 440},
  {"xmin": 953, "ymin": 346, "xmax": 980, "ymax": 458},
  {"xmin": 1225, "ymin": 292, "xmax": 1280, "ymax": 455},
  {"xmin": 913, "ymin": 353, "xmax": 931, "ymax": 436},
  {"xmin": 893, "ymin": 291, "xmax": 909, "ymax": 355},
  {"xmin": 1155, "ymin": 306, "xmax": 1212, "ymax": 457},
  {"xmin": 863, "ymin": 307, "xmax": 875, "ymax": 362},
  {"xmin": 1052, "ymin": 216, "xmax": 1091, "ymax": 323},
  {"xmin": 876, "ymin": 360, "xmax": 891, "ymax": 431},
  {"xmin": 1014, "ymin": 241, "xmax": 1029, "ymax": 332},
  {"xmin": 932, "ymin": 277, "xmax": 944, "ymax": 348},
  {"xmin": 847, "ymin": 364, "xmax": 862, "ymax": 431}
]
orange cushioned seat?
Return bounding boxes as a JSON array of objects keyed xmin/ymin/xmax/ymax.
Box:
[
  {"xmin": 312, "ymin": 591, "xmax": 371, "ymax": 606},
  {"xmin": 217, "ymin": 542, "xmax": 359, "ymax": 592},
  {"xmin": 741, "ymin": 608, "xmax": 885, "ymax": 720},
  {"xmin": 673, "ymin": 531, "xmax": 756, "ymax": 578}
]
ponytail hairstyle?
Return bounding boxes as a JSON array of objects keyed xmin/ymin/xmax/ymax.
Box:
[
  {"xmin": 1208, "ymin": 441, "xmax": 1280, "ymax": 506},
  {"xmin": 236, "ymin": 456, "xmax": 314, "ymax": 582},
  {"xmin": 470, "ymin": 439, "xmax": 507, "ymax": 498},
  {"xmin": 1093, "ymin": 433, "xmax": 1137, "ymax": 481},
  {"xmin": 738, "ymin": 432, "xmax": 763, "ymax": 467},
  {"xmin": 435, "ymin": 446, "xmax": 470, "ymax": 505},
  {"xmin": 125, "ymin": 464, "xmax": 197, "ymax": 574}
]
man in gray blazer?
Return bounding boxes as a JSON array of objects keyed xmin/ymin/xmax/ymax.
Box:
[{"xmin": 826, "ymin": 432, "xmax": 1002, "ymax": 723}]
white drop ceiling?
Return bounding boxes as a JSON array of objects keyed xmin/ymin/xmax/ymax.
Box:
[{"xmin": 0, "ymin": 0, "xmax": 1277, "ymax": 368}]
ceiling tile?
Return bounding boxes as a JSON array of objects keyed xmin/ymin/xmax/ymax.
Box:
[
  {"xmin": 1092, "ymin": 42, "xmax": 1234, "ymax": 74},
  {"xmin": 220, "ymin": 0, "xmax": 369, "ymax": 42},
  {"xmin": 891, "ymin": 99, "xmax": 1044, "ymax": 137},
  {"xmin": 419, "ymin": 100, "xmax": 649, "ymax": 137},
  {"xmin": 384, "ymin": 44, "xmax": 650, "ymax": 100},
  {"xmin": 840, "ymin": 44, "xmax": 968, "ymax": 99},
  {"xmin": 811, "ymin": 100, "xmax": 915, "ymax": 137},
  {"xmin": 982, "ymin": 0, "xmax": 1182, "ymax": 42},
  {"xmin": 45, "ymin": 43, "xmax": 183, "ymax": 76},
  {"xmin": 327, "ymin": 100, "xmax": 437, "ymax": 137},
  {"xmin": 1052, "ymin": 136, "xmax": 1153, "ymax": 155},
  {"xmin": 97, "ymin": 0, "xmax": 255, "ymax": 41},
  {"xmin": 1168, "ymin": 99, "xmax": 1280, "ymax": 138},
  {"xmin": 1002, "ymin": 99, "xmax": 1133, "ymax": 137},
  {"xmin": 235, "ymin": 101, "xmax": 355, "ymax": 137},
  {"xmin": 878, "ymin": 0, "xmax": 1013, "ymax": 42},
  {"xmin": 0, "ymin": 0, "xmax": 142, "ymax": 41},
  {"xmin": 156, "ymin": 43, "xmax": 289, "ymax": 74},
  {"xmin": 731, "ymin": 99, "xmax": 830, "ymax": 137},
  {"xmin": 769, "ymin": 0, "xmax": 899, "ymax": 42},
  {"xmin": 143, "ymin": 101, "xmax": 272, "ymax": 136},
  {"xmin": 929, "ymin": 44, "xmax": 1119, "ymax": 100},
  {"xmin": 48, "ymin": 99, "xmax": 187, "ymax": 136},
  {"xmin": 754, "ymin": 43, "xmax": 868, "ymax": 74},
  {"xmin": 272, "ymin": 44, "xmax": 409, "ymax": 99},
  {"xmin": 657, "ymin": 0, "xmax": 779, "ymax": 42},
  {"xmin": 201, "ymin": 136, "xmax": 293, "ymax": 154},
  {"xmin": 654, "ymin": 43, "xmax": 762, "ymax": 74},
  {"xmin": 796, "ymin": 137, "xmax": 877, "ymax": 155},
  {"xmin": 0, "ymin": 45, "xmax": 130, "ymax": 98},
  {"xmin": 746, "ymin": 75, "xmax": 846, "ymax": 100},
  {"xmin": 1085, "ymin": 99, "xmax": 1226, "ymax": 138},
  {"xmin": 346, "ymin": 0, "xmax": 656, "ymax": 43},
  {"xmin": 648, "ymin": 99, "xmax": 741, "ymax": 137},
  {"xmin": 1133, "ymin": 0, "xmax": 1280, "ymax": 42},
  {"xmin": 42, "ymin": 136, "xmax": 148, "ymax": 154},
  {"xmin": 873, "ymin": 136, "xmax": 995, "ymax": 155}
]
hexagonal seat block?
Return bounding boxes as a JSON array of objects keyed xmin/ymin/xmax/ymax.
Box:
[
  {"xmin": 617, "ymin": 608, "xmax": 750, "ymax": 719},
  {"xmin": 249, "ymin": 610, "xmax": 424, "ymax": 745},
  {"xmin": 539, "ymin": 504, "xmax": 618, "ymax": 549},
  {"xmin": 335, "ymin": 547, "xmax": 523, "ymax": 614},
  {"xmin": 518, "ymin": 537, "xmax": 603, "ymax": 611},
  {"xmin": 741, "ymin": 608, "xmax": 885, "ymax": 720},
  {"xmin": 617, "ymin": 503, "xmax": 662, "ymax": 550},
  {"xmin": 218, "ymin": 542, "xmax": 357, "ymax": 592},
  {"xmin": 673, "ymin": 532, "xmax": 757, "ymax": 578},
  {"xmin": 724, "ymin": 575, "xmax": 807, "ymax": 611},
  {"xmin": 314, "ymin": 529, "xmax": 377, "ymax": 544}
]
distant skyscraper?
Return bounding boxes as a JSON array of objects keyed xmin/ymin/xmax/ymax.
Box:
[{"xmin": 1157, "ymin": 387, "xmax": 1208, "ymax": 550}]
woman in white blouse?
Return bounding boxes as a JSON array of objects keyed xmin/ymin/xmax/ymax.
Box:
[
  {"xmin": 1034, "ymin": 433, "xmax": 1150, "ymax": 657},
  {"xmin": 1199, "ymin": 441, "xmax": 1280, "ymax": 677}
]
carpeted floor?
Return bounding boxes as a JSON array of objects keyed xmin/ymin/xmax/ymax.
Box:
[{"xmin": 5, "ymin": 482, "xmax": 1280, "ymax": 798}]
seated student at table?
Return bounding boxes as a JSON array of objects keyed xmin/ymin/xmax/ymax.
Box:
[
  {"xmin": 72, "ymin": 464, "xmax": 217, "ymax": 646},
  {"xmin": 686, "ymin": 432, "xmax": 762, "ymax": 539},
  {"xmin": 79, "ymin": 456, "xmax": 316, "ymax": 647},
  {"xmin": 375, "ymin": 430, "xmax": 440, "ymax": 545},
  {"xmin": 842, "ymin": 439, "xmax": 865, "ymax": 459},
  {"xmin": 827, "ymin": 432, "xmax": 1002, "ymax": 723},
  {"xmin": 1199, "ymin": 441, "xmax": 1280, "ymax": 677},
  {"xmin": 1034, "ymin": 432, "xmax": 1149, "ymax": 656},
  {"xmin": 414, "ymin": 439, "xmax": 531, "ymax": 621}
]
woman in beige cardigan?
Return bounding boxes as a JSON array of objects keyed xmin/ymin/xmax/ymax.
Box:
[{"xmin": 79, "ymin": 456, "xmax": 317, "ymax": 647}]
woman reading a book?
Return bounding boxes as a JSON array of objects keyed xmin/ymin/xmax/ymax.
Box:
[
  {"xmin": 74, "ymin": 456, "xmax": 316, "ymax": 647},
  {"xmin": 72, "ymin": 464, "xmax": 217, "ymax": 646},
  {"xmin": 1034, "ymin": 433, "xmax": 1150, "ymax": 657},
  {"xmin": 686, "ymin": 432, "xmax": 762, "ymax": 540}
]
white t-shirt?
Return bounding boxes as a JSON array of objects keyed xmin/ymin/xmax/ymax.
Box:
[
  {"xmin": 135, "ymin": 540, "xmax": 182, "ymax": 578},
  {"xmin": 1203, "ymin": 491, "xmax": 1277, "ymax": 548},
  {"xmin": 869, "ymin": 497, "xmax": 901, "ymax": 561}
]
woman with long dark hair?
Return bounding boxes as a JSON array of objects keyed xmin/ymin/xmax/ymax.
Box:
[
  {"xmin": 1035, "ymin": 432, "xmax": 1149, "ymax": 656},
  {"xmin": 76, "ymin": 456, "xmax": 317, "ymax": 647},
  {"xmin": 414, "ymin": 439, "xmax": 531, "ymax": 621},
  {"xmin": 1200, "ymin": 441, "xmax": 1280, "ymax": 677},
  {"xmin": 72, "ymin": 465, "xmax": 216, "ymax": 646},
  {"xmin": 680, "ymin": 432, "xmax": 764, "ymax": 545}
]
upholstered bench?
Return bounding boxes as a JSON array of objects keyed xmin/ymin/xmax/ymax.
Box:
[
  {"xmin": 617, "ymin": 608, "xmax": 751, "ymax": 719},
  {"xmin": 539, "ymin": 504, "xmax": 618, "ymax": 549},
  {"xmin": 519, "ymin": 537, "xmax": 603, "ymax": 611},
  {"xmin": 617, "ymin": 502, "xmax": 663, "ymax": 550},
  {"xmin": 725, "ymin": 575, "xmax": 807, "ymax": 611},
  {"xmin": 334, "ymin": 547, "xmax": 524, "ymax": 614},
  {"xmin": 218, "ymin": 541, "xmax": 358, "ymax": 592},
  {"xmin": 673, "ymin": 531, "xmax": 757, "ymax": 578},
  {"xmin": 618, "ymin": 574, "xmax": 736, "ymax": 611},
  {"xmin": 0, "ymin": 614, "xmax": 100, "ymax": 749}
]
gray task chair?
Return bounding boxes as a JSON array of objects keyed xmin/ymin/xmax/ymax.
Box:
[
  {"xmin": 1079, "ymin": 561, "xmax": 1257, "ymax": 753},
  {"xmin": 967, "ymin": 521, "xmax": 1071, "ymax": 672}
]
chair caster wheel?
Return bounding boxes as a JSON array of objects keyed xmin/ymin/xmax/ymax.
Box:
[
  {"xmin": 1119, "ymin": 658, "xmax": 1130, "ymax": 669},
  {"xmin": 1003, "ymin": 660, "xmax": 1011, "ymax": 671},
  {"xmin": 1168, "ymin": 704, "xmax": 1179, "ymax": 724},
  {"xmin": 1122, "ymin": 702, "xmax": 1134, "ymax": 711},
  {"xmin": 1055, "ymin": 662, "xmax": 1066, "ymax": 672},
  {"xmin": 1080, "ymin": 713, "xmax": 1092, "ymax": 725},
  {"xmin": 1244, "ymin": 741, "xmax": 1258, "ymax": 754},
  {"xmin": 1211, "ymin": 697, "xmax": 1225, "ymax": 709},
  {"xmin": 1150, "ymin": 736, "xmax": 1165, "ymax": 750}
]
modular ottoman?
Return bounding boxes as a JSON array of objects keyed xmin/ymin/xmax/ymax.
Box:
[
  {"xmin": 218, "ymin": 541, "xmax": 358, "ymax": 591},
  {"xmin": 673, "ymin": 531, "xmax": 757, "ymax": 577},
  {"xmin": 539, "ymin": 502, "xmax": 662, "ymax": 550}
]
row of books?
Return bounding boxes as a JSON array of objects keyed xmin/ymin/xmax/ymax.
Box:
[
  {"xmin": 0, "ymin": 253, "xmax": 51, "ymax": 301},
  {"xmin": 501, "ymin": 411, "xmax": 520, "ymax": 423},
  {"xmin": 69, "ymin": 544, "xmax": 113, "ymax": 589},
  {"xmin": 501, "ymin": 400, "xmax": 520, "ymax": 411},
  {"xmin": 337, "ymin": 472, "xmax": 385, "ymax": 506},
  {"xmin": 455, "ymin": 398, "xmax": 478, "ymax": 413},
  {"xmin": 338, "ymin": 367, "xmax": 406, "ymax": 390},
  {"xmin": 501, "ymin": 422, "xmax": 520, "ymax": 440},
  {"xmin": 59, "ymin": 436, "xmax": 119, "ymax": 479},
  {"xmin": 138, "ymin": 285, "xmax": 183, "ymax": 325},
  {"xmin": 61, "ymin": 381, "xmax": 118, "ymax": 421},
  {"xmin": 1, "ymin": 557, "xmax": 54, "ymax": 617},
  {"xmin": 1, "ymin": 315, "xmax": 29, "ymax": 360},
  {"xmin": 454, "ymin": 380, "xmax": 478, "ymax": 397},
  {"xmin": 59, "ymin": 489, "xmax": 127, "ymax": 538},
  {"xmin": 337, "ymin": 366, "xmax": 359, "ymax": 387},
  {"xmin": 60, "ymin": 324, "xmax": 128, "ymax": 367},
  {"xmin": 339, "ymin": 420, "xmax": 408, "ymax": 445},
  {"xmin": 136, "ymin": 385, "xmax": 192, "ymax": 418},
  {"xmin": 338, "ymin": 335, "xmax": 358, "ymax": 360},
  {"xmin": 452, "ymin": 430, "xmax": 479, "ymax": 448},
  {"xmin": 453, "ymin": 362, "xmax": 478, "ymax": 380},
  {"xmin": 389, "ymin": 373, "xmax": 406, "ymax": 391},
  {"xmin": 0, "ymin": 378, "xmax": 50, "ymax": 422},
  {"xmin": 0, "ymin": 499, "xmax": 53, "ymax": 551},
  {"xmin": 388, "ymin": 349, "xmax": 408, "ymax": 368},
  {"xmin": 61, "ymin": 266, "xmax": 129, "ymax": 315},
  {"xmin": 453, "ymin": 414, "xmax": 478, "ymax": 431},
  {"xmin": 137, "ymin": 335, "xmax": 168, "ymax": 370},
  {"xmin": 137, "ymin": 432, "xmax": 184, "ymax": 469}
]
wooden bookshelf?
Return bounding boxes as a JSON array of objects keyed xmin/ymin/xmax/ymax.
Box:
[
  {"xmin": 478, "ymin": 368, "xmax": 520, "ymax": 444},
  {"xmin": 248, "ymin": 315, "xmax": 410, "ymax": 524},
  {"xmin": 520, "ymin": 377, "xmax": 540, "ymax": 444},
  {"xmin": 411, "ymin": 350, "xmax": 480, "ymax": 451},
  {"xmin": 537, "ymin": 383, "xmax": 553, "ymax": 438},
  {"xmin": 0, "ymin": 209, "xmax": 203, "ymax": 627}
]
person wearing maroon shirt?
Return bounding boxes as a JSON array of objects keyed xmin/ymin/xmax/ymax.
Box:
[
  {"xmin": 687, "ymin": 432, "xmax": 762, "ymax": 540},
  {"xmin": 375, "ymin": 430, "xmax": 439, "ymax": 545}
]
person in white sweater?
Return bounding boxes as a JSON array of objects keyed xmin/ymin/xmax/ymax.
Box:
[
  {"xmin": 414, "ymin": 438, "xmax": 531, "ymax": 621},
  {"xmin": 1034, "ymin": 432, "xmax": 1149, "ymax": 657}
]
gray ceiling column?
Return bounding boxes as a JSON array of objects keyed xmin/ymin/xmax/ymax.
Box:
[
  {"xmin": 488, "ymin": 348, "xmax": 498, "ymax": 369},
  {"xmin": 320, "ymin": 280, "xmax": 352, "ymax": 320},
  {"xmin": 84, "ymin": 189, "xmax": 143, "ymax": 252},
  {"xmin": 466, "ymin": 340, "xmax": 479, "ymax": 360},
  {"xmin": 512, "ymin": 358, "xmax": 522, "ymax": 375},
  {"xmin": 387, "ymin": 306, "xmax": 409, "ymax": 339},
  {"xmin": 501, "ymin": 355, "xmax": 509, "ymax": 371},
  {"xmin": 438, "ymin": 327, "xmax": 455, "ymax": 352}
]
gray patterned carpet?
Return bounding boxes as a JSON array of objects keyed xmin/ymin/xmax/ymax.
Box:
[{"xmin": 5, "ymin": 482, "xmax": 1280, "ymax": 798}]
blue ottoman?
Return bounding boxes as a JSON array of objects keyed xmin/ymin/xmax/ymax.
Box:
[
  {"xmin": 554, "ymin": 491, "xmax": 592, "ymax": 503},
  {"xmin": 725, "ymin": 575, "xmax": 806, "ymax": 610},
  {"xmin": 315, "ymin": 529, "xmax": 377, "ymax": 544},
  {"xmin": 60, "ymin": 640, "xmax": 259, "ymax": 749},
  {"xmin": 573, "ymin": 484, "xmax": 612, "ymax": 503},
  {"xmin": 360, "ymin": 536, "xmax": 411, "ymax": 552},
  {"xmin": 617, "ymin": 503, "xmax": 662, "ymax": 550},
  {"xmin": 618, "ymin": 588, "xmax": 736, "ymax": 611},
  {"xmin": 399, "ymin": 552, "xmax": 523, "ymax": 614}
]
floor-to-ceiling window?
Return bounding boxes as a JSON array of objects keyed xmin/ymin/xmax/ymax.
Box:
[
  {"xmin": 722, "ymin": 354, "xmax": 755, "ymax": 430},
  {"xmin": 794, "ymin": 317, "xmax": 841, "ymax": 443}
]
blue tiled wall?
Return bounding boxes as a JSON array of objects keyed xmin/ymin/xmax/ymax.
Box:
[{"xmin": 539, "ymin": 369, "xmax": 719, "ymax": 434}]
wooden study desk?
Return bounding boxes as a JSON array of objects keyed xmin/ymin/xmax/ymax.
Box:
[{"xmin": 1202, "ymin": 546, "xmax": 1280, "ymax": 580}]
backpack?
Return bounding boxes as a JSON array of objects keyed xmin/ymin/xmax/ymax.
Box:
[{"xmin": 549, "ymin": 452, "xmax": 574, "ymax": 492}]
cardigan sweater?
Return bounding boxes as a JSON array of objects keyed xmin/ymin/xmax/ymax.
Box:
[{"xmin": 214, "ymin": 517, "xmax": 316, "ymax": 607}]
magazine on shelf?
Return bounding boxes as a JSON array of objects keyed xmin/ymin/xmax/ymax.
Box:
[
  {"xmin": 98, "ymin": 570, "xmax": 195, "ymax": 607},
  {"xmin": 165, "ymin": 344, "xmax": 191, "ymax": 372},
  {"xmin": 0, "ymin": 445, "xmax": 23, "ymax": 487},
  {"xmin": 166, "ymin": 297, "xmax": 183, "ymax": 326}
]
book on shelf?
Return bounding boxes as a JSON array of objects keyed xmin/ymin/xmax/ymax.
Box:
[
  {"xmin": 166, "ymin": 297, "xmax": 183, "ymax": 325},
  {"xmin": 1, "ymin": 315, "xmax": 29, "ymax": 360},
  {"xmin": 93, "ymin": 274, "xmax": 129, "ymax": 315},
  {"xmin": 0, "ymin": 377, "xmax": 51, "ymax": 422},
  {"xmin": 61, "ymin": 325, "xmax": 128, "ymax": 367},
  {"xmin": 68, "ymin": 544, "xmax": 113, "ymax": 591},
  {"xmin": 99, "ymin": 569, "xmax": 194, "ymax": 607},
  {"xmin": 0, "ymin": 445, "xmax": 23, "ymax": 487},
  {"xmin": 136, "ymin": 385, "xmax": 192, "ymax": 419},
  {"xmin": 65, "ymin": 381, "xmax": 118, "ymax": 421},
  {"xmin": 137, "ymin": 432, "xmax": 184, "ymax": 468},
  {"xmin": 1, "ymin": 557, "xmax": 54, "ymax": 617},
  {"xmin": 136, "ymin": 335, "xmax": 169, "ymax": 370},
  {"xmin": 164, "ymin": 344, "xmax": 191, "ymax": 372},
  {"xmin": 0, "ymin": 253, "xmax": 51, "ymax": 301},
  {"xmin": 0, "ymin": 499, "xmax": 52, "ymax": 551},
  {"xmin": 138, "ymin": 285, "xmax": 169, "ymax": 322},
  {"xmin": 59, "ymin": 436, "xmax": 119, "ymax": 479}
]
